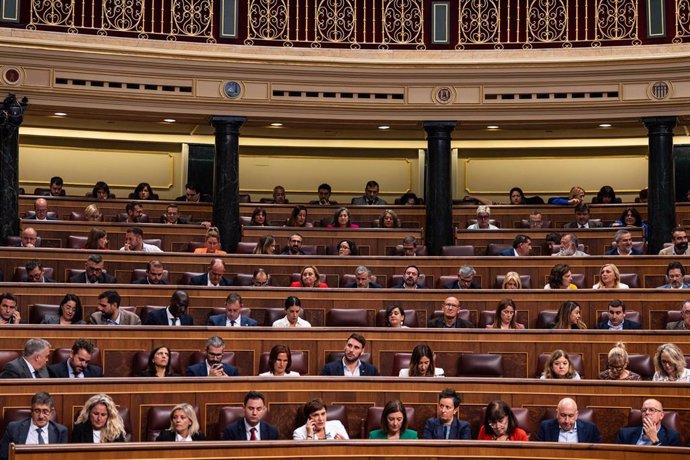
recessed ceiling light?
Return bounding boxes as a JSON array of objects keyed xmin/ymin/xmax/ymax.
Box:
[
  {"xmin": 270, "ymin": 122, "xmax": 283, "ymax": 127},
  {"xmin": 163, "ymin": 118, "xmax": 176, "ymax": 123},
  {"xmin": 378, "ymin": 125, "xmax": 390, "ymax": 130},
  {"xmin": 53, "ymin": 112, "xmax": 67, "ymax": 117},
  {"xmin": 486, "ymin": 125, "xmax": 499, "ymax": 129},
  {"xmin": 599, "ymin": 123, "xmax": 612, "ymax": 128}
]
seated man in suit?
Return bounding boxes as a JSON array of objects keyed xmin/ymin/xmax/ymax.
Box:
[
  {"xmin": 344, "ymin": 266, "xmax": 382, "ymax": 289},
  {"xmin": 190, "ymin": 258, "xmax": 232, "ymax": 287},
  {"xmin": 251, "ymin": 268, "xmax": 271, "ymax": 287},
  {"xmin": 280, "ymin": 233, "xmax": 306, "ymax": 255},
  {"xmin": 17, "ymin": 227, "xmax": 38, "ymax": 248},
  {"xmin": 0, "ymin": 392, "xmax": 68, "ymax": 460},
  {"xmin": 605, "ymin": 229, "xmax": 642, "ymax": 256},
  {"xmin": 564, "ymin": 203, "xmax": 603, "ymax": 229},
  {"xmin": 48, "ymin": 338, "xmax": 103, "ymax": 378},
  {"xmin": 499, "ymin": 235, "xmax": 532, "ymax": 257},
  {"xmin": 119, "ymin": 226, "xmax": 162, "ymax": 252},
  {"xmin": 47, "ymin": 176, "xmax": 66, "ymax": 197},
  {"xmin": 223, "ymin": 391, "xmax": 280, "ymax": 440},
  {"xmin": 89, "ymin": 290, "xmax": 141, "ymax": 325},
  {"xmin": 446, "ymin": 265, "xmax": 480, "ymax": 289},
  {"xmin": 536, "ymin": 397, "xmax": 601, "ymax": 443},
  {"xmin": 24, "ymin": 198, "xmax": 57, "ymax": 221},
  {"xmin": 0, "ymin": 338, "xmax": 51, "ymax": 379},
  {"xmin": 208, "ymin": 293, "xmax": 257, "ymax": 327},
  {"xmin": 175, "ymin": 183, "xmax": 211, "ymax": 203},
  {"xmin": 131, "ymin": 260, "xmax": 168, "ymax": 285},
  {"xmin": 320, "ymin": 334, "xmax": 379, "ymax": 376},
  {"xmin": 161, "ymin": 204, "xmax": 191, "ymax": 224},
  {"xmin": 143, "ymin": 290, "xmax": 193, "ymax": 326},
  {"xmin": 25, "ymin": 260, "xmax": 54, "ymax": 283},
  {"xmin": 391, "ymin": 265, "xmax": 424, "ymax": 289},
  {"xmin": 69, "ymin": 254, "xmax": 116, "ymax": 284},
  {"xmin": 657, "ymin": 261, "xmax": 690, "ymax": 289},
  {"xmin": 658, "ymin": 226, "xmax": 690, "ymax": 256},
  {"xmin": 0, "ymin": 293, "xmax": 22, "ymax": 325},
  {"xmin": 309, "ymin": 183, "xmax": 337, "ymax": 206},
  {"xmin": 615, "ymin": 399, "xmax": 680, "ymax": 446},
  {"xmin": 351, "ymin": 180, "xmax": 387, "ymax": 205},
  {"xmin": 185, "ymin": 336, "xmax": 239, "ymax": 377},
  {"xmin": 666, "ymin": 300, "xmax": 690, "ymax": 330},
  {"xmin": 596, "ymin": 299, "xmax": 641, "ymax": 330},
  {"xmin": 427, "ymin": 297, "xmax": 473, "ymax": 329},
  {"xmin": 423, "ymin": 388, "xmax": 471, "ymax": 440}
]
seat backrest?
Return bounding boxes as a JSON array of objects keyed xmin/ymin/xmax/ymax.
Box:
[
  {"xmin": 130, "ymin": 269, "xmax": 169, "ymax": 283},
  {"xmin": 486, "ymin": 243, "xmax": 511, "ymax": 256},
  {"xmin": 118, "ymin": 406, "xmax": 133, "ymax": 441},
  {"xmin": 389, "ymin": 274, "xmax": 426, "ymax": 288},
  {"xmin": 392, "ymin": 353, "xmax": 412, "ymax": 376},
  {"xmin": 375, "ymin": 309, "xmax": 418, "ymax": 327},
  {"xmin": 666, "ymin": 310, "xmax": 681, "ymax": 324},
  {"xmin": 5, "ymin": 235, "xmax": 42, "ymax": 247},
  {"xmin": 597, "ymin": 310, "xmax": 641, "ymax": 326},
  {"xmin": 187, "ymin": 351, "xmax": 236, "ymax": 367},
  {"xmin": 495, "ymin": 274, "xmax": 531, "ymax": 289},
  {"xmin": 131, "ymin": 350, "xmax": 182, "ymax": 376},
  {"xmin": 620, "ymin": 273, "xmax": 640, "ymax": 288},
  {"xmin": 301, "ymin": 244, "xmax": 318, "ymax": 255},
  {"xmin": 625, "ymin": 354, "xmax": 654, "ymax": 380},
  {"xmin": 187, "ymin": 241, "xmax": 205, "ymax": 252},
  {"xmin": 217, "ymin": 406, "xmax": 245, "ymax": 440},
  {"xmin": 631, "ymin": 241, "xmax": 646, "ymax": 254},
  {"xmin": 0, "ymin": 351, "xmax": 20, "ymax": 369},
  {"xmin": 327, "ymin": 405, "xmax": 349, "ymax": 433},
  {"xmin": 536, "ymin": 310, "xmax": 558, "ymax": 329},
  {"xmin": 67, "ymin": 235, "xmax": 88, "ymax": 249},
  {"xmin": 478, "ymin": 310, "xmax": 496, "ymax": 328},
  {"xmin": 140, "ymin": 305, "xmax": 165, "ymax": 323},
  {"xmin": 326, "ymin": 309, "xmax": 370, "ymax": 327},
  {"xmin": 70, "ymin": 211, "xmax": 86, "ymax": 221},
  {"xmin": 441, "ymin": 245, "xmax": 475, "ymax": 256},
  {"xmin": 51, "ymin": 347, "xmax": 102, "ymax": 368},
  {"xmin": 236, "ymin": 242, "xmax": 257, "ymax": 254},
  {"xmin": 179, "ymin": 272, "xmax": 203, "ymax": 285},
  {"xmin": 361, "ymin": 406, "xmax": 415, "ymax": 438},
  {"xmin": 536, "ymin": 352, "xmax": 584, "ymax": 378},
  {"xmin": 437, "ymin": 275, "xmax": 457, "ymax": 289},
  {"xmin": 13, "ymin": 266, "xmax": 55, "ymax": 282},
  {"xmin": 570, "ymin": 273, "xmax": 586, "ymax": 289},
  {"xmin": 234, "ymin": 273, "xmax": 254, "ymax": 286},
  {"xmin": 29, "ymin": 304, "xmax": 59, "ymax": 324},
  {"xmin": 143, "ymin": 238, "xmax": 161, "ymax": 248},
  {"xmin": 1, "ymin": 407, "xmax": 57, "ymax": 435},
  {"xmin": 146, "ymin": 405, "xmax": 200, "ymax": 441},
  {"xmin": 627, "ymin": 409, "xmax": 680, "ymax": 434},
  {"xmin": 259, "ymin": 350, "xmax": 308, "ymax": 375},
  {"xmin": 457, "ymin": 353, "xmax": 503, "ymax": 377},
  {"xmin": 543, "ymin": 407, "xmax": 595, "ymax": 425}
]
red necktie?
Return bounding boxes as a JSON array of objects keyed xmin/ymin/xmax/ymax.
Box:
[{"xmin": 250, "ymin": 427, "xmax": 257, "ymax": 440}]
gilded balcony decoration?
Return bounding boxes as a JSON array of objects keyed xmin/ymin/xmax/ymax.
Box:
[
  {"xmin": 525, "ymin": 0, "xmax": 569, "ymax": 48},
  {"xmin": 457, "ymin": 0, "xmax": 501, "ymax": 49},
  {"xmin": 100, "ymin": 0, "xmax": 145, "ymax": 35},
  {"xmin": 675, "ymin": 0, "xmax": 690, "ymax": 41},
  {"xmin": 380, "ymin": 0, "xmax": 424, "ymax": 49},
  {"xmin": 313, "ymin": 0, "xmax": 357, "ymax": 48},
  {"xmin": 594, "ymin": 0, "xmax": 639, "ymax": 44},
  {"xmin": 246, "ymin": 0, "xmax": 289, "ymax": 45},
  {"xmin": 28, "ymin": 0, "xmax": 76, "ymax": 30}
]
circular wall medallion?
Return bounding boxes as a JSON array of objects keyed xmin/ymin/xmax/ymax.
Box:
[
  {"xmin": 649, "ymin": 81, "xmax": 670, "ymax": 100},
  {"xmin": 433, "ymin": 86, "xmax": 455, "ymax": 105},
  {"xmin": 2, "ymin": 67, "xmax": 22, "ymax": 85},
  {"xmin": 223, "ymin": 81, "xmax": 242, "ymax": 99}
]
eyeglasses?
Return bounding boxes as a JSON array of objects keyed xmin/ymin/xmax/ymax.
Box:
[
  {"xmin": 32, "ymin": 409, "xmax": 53, "ymax": 416},
  {"xmin": 608, "ymin": 365, "xmax": 625, "ymax": 372},
  {"xmin": 641, "ymin": 408, "xmax": 661, "ymax": 414},
  {"xmin": 477, "ymin": 214, "xmax": 490, "ymax": 220},
  {"xmin": 443, "ymin": 303, "xmax": 458, "ymax": 309}
]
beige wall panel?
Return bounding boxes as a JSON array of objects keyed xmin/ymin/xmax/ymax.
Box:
[
  {"xmin": 196, "ymin": 80, "xmax": 223, "ymax": 98},
  {"xmin": 407, "ymin": 87, "xmax": 433, "ymax": 104},
  {"xmin": 243, "ymin": 82, "xmax": 270, "ymax": 100},
  {"xmin": 23, "ymin": 68, "xmax": 51, "ymax": 87},
  {"xmin": 670, "ymin": 80, "xmax": 690, "ymax": 98},
  {"xmin": 456, "ymin": 87, "xmax": 481, "ymax": 104},
  {"xmin": 621, "ymin": 83, "xmax": 650, "ymax": 100}
]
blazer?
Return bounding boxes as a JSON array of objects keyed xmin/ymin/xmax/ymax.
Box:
[
  {"xmin": 351, "ymin": 196, "xmax": 387, "ymax": 205},
  {"xmin": 427, "ymin": 317, "xmax": 474, "ymax": 329},
  {"xmin": 155, "ymin": 429, "xmax": 205, "ymax": 441},
  {"xmin": 69, "ymin": 272, "xmax": 116, "ymax": 284},
  {"xmin": 595, "ymin": 319, "xmax": 642, "ymax": 330},
  {"xmin": 658, "ymin": 282, "xmax": 690, "ymax": 289},
  {"xmin": 223, "ymin": 419, "xmax": 280, "ymax": 440},
  {"xmin": 343, "ymin": 282, "xmax": 382, "ymax": 289},
  {"xmin": 0, "ymin": 357, "xmax": 49, "ymax": 379},
  {"xmin": 605, "ymin": 247, "xmax": 643, "ymax": 256},
  {"xmin": 185, "ymin": 362, "xmax": 239, "ymax": 377},
  {"xmin": 47, "ymin": 361, "xmax": 103, "ymax": 378},
  {"xmin": 498, "ymin": 248, "xmax": 518, "ymax": 256},
  {"xmin": 40, "ymin": 315, "xmax": 86, "ymax": 325},
  {"xmin": 319, "ymin": 359, "xmax": 379, "ymax": 376},
  {"xmin": 536, "ymin": 419, "xmax": 601, "ymax": 443},
  {"xmin": 88, "ymin": 309, "xmax": 142, "ymax": 325},
  {"xmin": 445, "ymin": 280, "xmax": 480, "ymax": 290},
  {"xmin": 1, "ymin": 418, "xmax": 68, "ymax": 460},
  {"xmin": 71, "ymin": 420, "xmax": 126, "ymax": 443},
  {"xmin": 564, "ymin": 220, "xmax": 604, "ymax": 229},
  {"xmin": 422, "ymin": 417, "xmax": 471, "ymax": 440},
  {"xmin": 615, "ymin": 425, "xmax": 680, "ymax": 446},
  {"xmin": 369, "ymin": 428, "xmax": 417, "ymax": 439},
  {"xmin": 142, "ymin": 308, "xmax": 193, "ymax": 326},
  {"xmin": 391, "ymin": 282, "xmax": 424, "ymax": 289},
  {"xmin": 207, "ymin": 314, "xmax": 257, "ymax": 326},
  {"xmin": 24, "ymin": 215, "xmax": 57, "ymax": 221},
  {"xmin": 666, "ymin": 320, "xmax": 689, "ymax": 330},
  {"xmin": 131, "ymin": 278, "xmax": 169, "ymax": 285},
  {"xmin": 189, "ymin": 273, "xmax": 232, "ymax": 286}
]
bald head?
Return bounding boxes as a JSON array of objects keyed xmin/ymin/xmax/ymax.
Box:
[
  {"xmin": 556, "ymin": 397, "xmax": 578, "ymax": 432},
  {"xmin": 21, "ymin": 227, "xmax": 38, "ymax": 247}
]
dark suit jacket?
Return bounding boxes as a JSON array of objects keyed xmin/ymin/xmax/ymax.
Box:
[
  {"xmin": 68, "ymin": 272, "xmax": 116, "ymax": 284},
  {"xmin": 498, "ymin": 248, "xmax": 517, "ymax": 256},
  {"xmin": 156, "ymin": 429, "xmax": 205, "ymax": 441},
  {"xmin": 185, "ymin": 362, "xmax": 239, "ymax": 377},
  {"xmin": 223, "ymin": 419, "xmax": 280, "ymax": 440},
  {"xmin": 596, "ymin": 319, "xmax": 641, "ymax": 330},
  {"xmin": 1, "ymin": 418, "xmax": 68, "ymax": 460},
  {"xmin": 422, "ymin": 417, "xmax": 471, "ymax": 440},
  {"xmin": 605, "ymin": 247, "xmax": 643, "ymax": 256},
  {"xmin": 131, "ymin": 278, "xmax": 169, "ymax": 285},
  {"xmin": 564, "ymin": 220, "xmax": 604, "ymax": 229},
  {"xmin": 175, "ymin": 194, "xmax": 212, "ymax": 203},
  {"xmin": 615, "ymin": 425, "xmax": 680, "ymax": 446},
  {"xmin": 445, "ymin": 280, "xmax": 480, "ymax": 289},
  {"xmin": 40, "ymin": 315, "xmax": 86, "ymax": 325},
  {"xmin": 319, "ymin": 359, "xmax": 379, "ymax": 376},
  {"xmin": 0, "ymin": 357, "xmax": 49, "ymax": 379},
  {"xmin": 343, "ymin": 282, "xmax": 382, "ymax": 289},
  {"xmin": 391, "ymin": 282, "xmax": 424, "ymax": 289},
  {"xmin": 189, "ymin": 273, "xmax": 232, "ymax": 286},
  {"xmin": 427, "ymin": 317, "xmax": 474, "ymax": 329},
  {"xmin": 280, "ymin": 248, "xmax": 306, "ymax": 255},
  {"xmin": 47, "ymin": 361, "xmax": 103, "ymax": 378},
  {"xmin": 536, "ymin": 419, "xmax": 602, "ymax": 443},
  {"xmin": 207, "ymin": 314, "xmax": 257, "ymax": 326},
  {"xmin": 71, "ymin": 420, "xmax": 125, "ymax": 443},
  {"xmin": 143, "ymin": 308, "xmax": 193, "ymax": 326},
  {"xmin": 24, "ymin": 215, "xmax": 57, "ymax": 221}
]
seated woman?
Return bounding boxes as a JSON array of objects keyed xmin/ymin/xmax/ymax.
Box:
[
  {"xmin": 508, "ymin": 187, "xmax": 526, "ymax": 205},
  {"xmin": 399, "ymin": 192, "xmax": 421, "ymax": 205},
  {"xmin": 85, "ymin": 227, "xmax": 109, "ymax": 250},
  {"xmin": 501, "ymin": 272, "xmax": 522, "ymax": 290},
  {"xmin": 548, "ymin": 186, "xmax": 585, "ymax": 206},
  {"xmin": 487, "ymin": 299, "xmax": 525, "ymax": 329},
  {"xmin": 140, "ymin": 345, "xmax": 178, "ymax": 377},
  {"xmin": 553, "ymin": 300, "xmax": 587, "ymax": 330},
  {"xmin": 156, "ymin": 403, "xmax": 205, "ymax": 441},
  {"xmin": 293, "ymin": 398, "xmax": 349, "ymax": 440},
  {"xmin": 327, "ymin": 207, "xmax": 360, "ymax": 228},
  {"xmin": 653, "ymin": 343, "xmax": 690, "ymax": 382},
  {"xmin": 336, "ymin": 239, "xmax": 359, "ymax": 256},
  {"xmin": 399, "ymin": 343, "xmax": 444, "ymax": 377},
  {"xmin": 285, "ymin": 205, "xmax": 312, "ymax": 227},
  {"xmin": 377, "ymin": 210, "xmax": 401, "ymax": 228},
  {"xmin": 369, "ymin": 400, "xmax": 418, "ymax": 439},
  {"xmin": 72, "ymin": 394, "xmax": 127, "ymax": 443},
  {"xmin": 384, "ymin": 305, "xmax": 408, "ymax": 328},
  {"xmin": 540, "ymin": 349, "xmax": 581, "ymax": 380},
  {"xmin": 84, "ymin": 204, "xmax": 103, "ymax": 222},
  {"xmin": 260, "ymin": 344, "xmax": 300, "ymax": 376},
  {"xmin": 193, "ymin": 227, "xmax": 227, "ymax": 254},
  {"xmin": 592, "ymin": 185, "xmax": 618, "ymax": 204},
  {"xmin": 253, "ymin": 235, "xmax": 277, "ymax": 254},
  {"xmin": 611, "ymin": 207, "xmax": 648, "ymax": 240},
  {"xmin": 41, "ymin": 293, "xmax": 85, "ymax": 325},
  {"xmin": 249, "ymin": 207, "xmax": 268, "ymax": 226},
  {"xmin": 90, "ymin": 181, "xmax": 112, "ymax": 200},
  {"xmin": 290, "ymin": 266, "xmax": 328, "ymax": 288},
  {"xmin": 544, "ymin": 264, "xmax": 577, "ymax": 290},
  {"xmin": 592, "ymin": 263, "xmax": 629, "ymax": 289},
  {"xmin": 598, "ymin": 342, "xmax": 641, "ymax": 381},
  {"xmin": 131, "ymin": 182, "xmax": 157, "ymax": 200},
  {"xmin": 272, "ymin": 296, "xmax": 311, "ymax": 327},
  {"xmin": 477, "ymin": 400, "xmax": 528, "ymax": 441}
]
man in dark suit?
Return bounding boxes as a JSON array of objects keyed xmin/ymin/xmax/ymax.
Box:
[
  {"xmin": 320, "ymin": 334, "xmax": 379, "ymax": 376},
  {"xmin": 616, "ymin": 399, "xmax": 680, "ymax": 446},
  {"xmin": 657, "ymin": 261, "xmax": 690, "ymax": 289},
  {"xmin": 175, "ymin": 183, "xmax": 211, "ymax": 202},
  {"xmin": 223, "ymin": 391, "xmax": 280, "ymax": 440},
  {"xmin": 143, "ymin": 290, "xmax": 193, "ymax": 326},
  {"xmin": 666, "ymin": 300, "xmax": 690, "ymax": 330},
  {"xmin": 17, "ymin": 227, "xmax": 39, "ymax": 248},
  {"xmin": 160, "ymin": 204, "xmax": 191, "ymax": 224},
  {"xmin": 391, "ymin": 265, "xmax": 424, "ymax": 289},
  {"xmin": 308, "ymin": 183, "xmax": 337, "ymax": 205},
  {"xmin": 0, "ymin": 293, "xmax": 22, "ymax": 325},
  {"xmin": 69, "ymin": 254, "xmax": 116, "ymax": 284},
  {"xmin": 131, "ymin": 260, "xmax": 168, "ymax": 285},
  {"xmin": 445, "ymin": 265, "xmax": 480, "ymax": 289},
  {"xmin": 605, "ymin": 229, "xmax": 642, "ymax": 256},
  {"xmin": 185, "ymin": 336, "xmax": 239, "ymax": 377},
  {"xmin": 427, "ymin": 297, "xmax": 474, "ymax": 329},
  {"xmin": 498, "ymin": 235, "xmax": 532, "ymax": 257},
  {"xmin": 536, "ymin": 398, "xmax": 601, "ymax": 443},
  {"xmin": 351, "ymin": 180, "xmax": 387, "ymax": 205},
  {"xmin": 0, "ymin": 338, "xmax": 51, "ymax": 379},
  {"xmin": 24, "ymin": 260, "xmax": 54, "ymax": 283},
  {"xmin": 564, "ymin": 203, "xmax": 604, "ymax": 229},
  {"xmin": 208, "ymin": 293, "xmax": 257, "ymax": 327},
  {"xmin": 596, "ymin": 299, "xmax": 641, "ymax": 330},
  {"xmin": 423, "ymin": 388, "xmax": 471, "ymax": 440},
  {"xmin": 23, "ymin": 198, "xmax": 57, "ymax": 221},
  {"xmin": 48, "ymin": 338, "xmax": 103, "ymax": 378},
  {"xmin": 190, "ymin": 258, "xmax": 232, "ymax": 287},
  {"xmin": 0, "ymin": 392, "xmax": 68, "ymax": 460},
  {"xmin": 280, "ymin": 233, "xmax": 306, "ymax": 255},
  {"xmin": 343, "ymin": 266, "xmax": 382, "ymax": 289}
]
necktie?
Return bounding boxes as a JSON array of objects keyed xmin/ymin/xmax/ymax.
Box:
[
  {"xmin": 106, "ymin": 319, "xmax": 116, "ymax": 325},
  {"xmin": 230, "ymin": 320, "xmax": 236, "ymax": 327},
  {"xmin": 36, "ymin": 428, "xmax": 45, "ymax": 444},
  {"xmin": 33, "ymin": 370, "xmax": 40, "ymax": 379},
  {"xmin": 444, "ymin": 425, "xmax": 450, "ymax": 440},
  {"xmin": 579, "ymin": 225, "xmax": 585, "ymax": 229},
  {"xmin": 250, "ymin": 427, "xmax": 257, "ymax": 440}
]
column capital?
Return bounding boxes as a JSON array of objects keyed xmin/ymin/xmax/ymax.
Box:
[
  {"xmin": 209, "ymin": 116, "xmax": 246, "ymax": 131},
  {"xmin": 642, "ymin": 116, "xmax": 677, "ymax": 133},
  {"xmin": 423, "ymin": 121, "xmax": 457, "ymax": 133},
  {"xmin": 0, "ymin": 94, "xmax": 29, "ymax": 129}
]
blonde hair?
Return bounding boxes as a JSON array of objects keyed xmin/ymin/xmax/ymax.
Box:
[
  {"xmin": 607, "ymin": 342, "xmax": 629, "ymax": 366},
  {"xmin": 84, "ymin": 204, "xmax": 101, "ymax": 220},
  {"xmin": 300, "ymin": 265, "xmax": 321, "ymax": 286},
  {"xmin": 595, "ymin": 263, "xmax": 621, "ymax": 288},
  {"xmin": 654, "ymin": 343, "xmax": 686, "ymax": 379},
  {"xmin": 168, "ymin": 403, "xmax": 200, "ymax": 437},
  {"xmin": 568, "ymin": 186, "xmax": 585, "ymax": 199},
  {"xmin": 205, "ymin": 227, "xmax": 220, "ymax": 242},
  {"xmin": 502, "ymin": 272, "xmax": 522, "ymax": 289},
  {"xmin": 75, "ymin": 394, "xmax": 126, "ymax": 442}
]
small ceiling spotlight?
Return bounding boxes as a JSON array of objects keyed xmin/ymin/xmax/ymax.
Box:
[
  {"xmin": 53, "ymin": 112, "xmax": 67, "ymax": 117},
  {"xmin": 486, "ymin": 125, "xmax": 500, "ymax": 130},
  {"xmin": 270, "ymin": 122, "xmax": 284, "ymax": 127},
  {"xmin": 599, "ymin": 123, "xmax": 612, "ymax": 128},
  {"xmin": 163, "ymin": 118, "xmax": 176, "ymax": 123},
  {"xmin": 378, "ymin": 125, "xmax": 390, "ymax": 130}
]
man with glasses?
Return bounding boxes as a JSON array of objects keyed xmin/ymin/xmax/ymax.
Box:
[
  {"xmin": 615, "ymin": 399, "xmax": 680, "ymax": 446},
  {"xmin": 445, "ymin": 266, "xmax": 479, "ymax": 289},
  {"xmin": 191, "ymin": 258, "xmax": 232, "ymax": 287},
  {"xmin": 0, "ymin": 392, "xmax": 67, "ymax": 460},
  {"xmin": 657, "ymin": 261, "xmax": 690, "ymax": 289},
  {"xmin": 536, "ymin": 397, "xmax": 601, "ymax": 443},
  {"xmin": 185, "ymin": 336, "xmax": 239, "ymax": 376},
  {"xmin": 427, "ymin": 297, "xmax": 473, "ymax": 328},
  {"xmin": 0, "ymin": 338, "xmax": 51, "ymax": 378},
  {"xmin": 208, "ymin": 293, "xmax": 257, "ymax": 327},
  {"xmin": 24, "ymin": 260, "xmax": 54, "ymax": 283},
  {"xmin": 251, "ymin": 268, "xmax": 271, "ymax": 287},
  {"xmin": 69, "ymin": 254, "xmax": 116, "ymax": 284},
  {"xmin": 89, "ymin": 290, "xmax": 141, "ymax": 325},
  {"xmin": 466, "ymin": 206, "xmax": 498, "ymax": 230},
  {"xmin": 665, "ymin": 300, "xmax": 690, "ymax": 330}
]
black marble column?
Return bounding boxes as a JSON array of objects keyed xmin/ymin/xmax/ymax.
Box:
[
  {"xmin": 0, "ymin": 94, "xmax": 28, "ymax": 246},
  {"xmin": 643, "ymin": 116, "xmax": 677, "ymax": 254},
  {"xmin": 423, "ymin": 121, "xmax": 456, "ymax": 256},
  {"xmin": 209, "ymin": 116, "xmax": 246, "ymax": 253}
]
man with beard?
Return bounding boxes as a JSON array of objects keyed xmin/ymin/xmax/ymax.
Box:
[
  {"xmin": 659, "ymin": 227, "xmax": 690, "ymax": 255},
  {"xmin": 657, "ymin": 262, "xmax": 690, "ymax": 289},
  {"xmin": 47, "ymin": 338, "xmax": 103, "ymax": 378},
  {"xmin": 185, "ymin": 336, "xmax": 239, "ymax": 377},
  {"xmin": 280, "ymin": 233, "xmax": 306, "ymax": 255},
  {"xmin": 89, "ymin": 290, "xmax": 141, "ymax": 325},
  {"xmin": 319, "ymin": 334, "xmax": 379, "ymax": 376},
  {"xmin": 552, "ymin": 233, "xmax": 589, "ymax": 257},
  {"xmin": 143, "ymin": 290, "xmax": 194, "ymax": 325},
  {"xmin": 69, "ymin": 254, "xmax": 116, "ymax": 284},
  {"xmin": 391, "ymin": 265, "xmax": 424, "ymax": 289}
]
